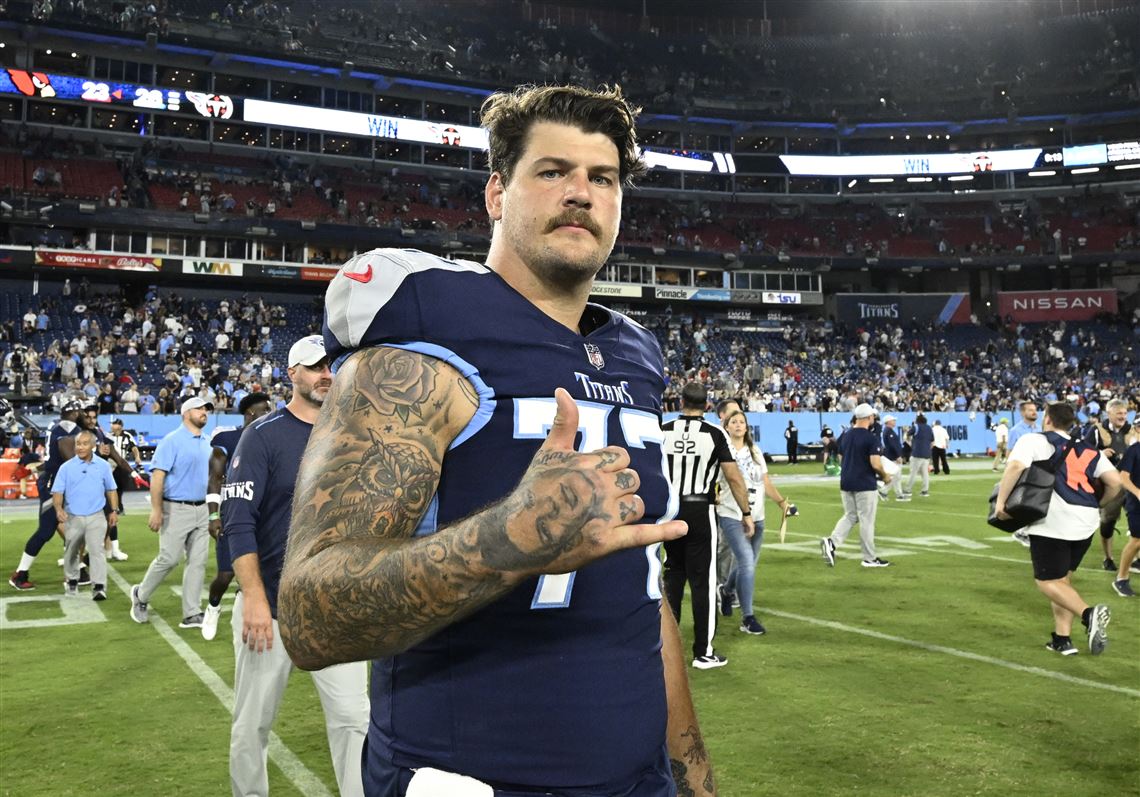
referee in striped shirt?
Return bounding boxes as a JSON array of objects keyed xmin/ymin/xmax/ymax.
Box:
[{"xmin": 662, "ymin": 382, "xmax": 753, "ymax": 669}]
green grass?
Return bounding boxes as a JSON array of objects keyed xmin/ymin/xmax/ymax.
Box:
[{"xmin": 2, "ymin": 461, "xmax": 1137, "ymax": 796}]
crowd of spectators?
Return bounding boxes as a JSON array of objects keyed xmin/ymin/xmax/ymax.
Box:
[
  {"xmin": 653, "ymin": 309, "xmax": 1140, "ymax": 419},
  {"xmin": 138, "ymin": 144, "xmax": 487, "ymax": 231},
  {"xmin": 0, "ymin": 282, "xmax": 320, "ymax": 420},
  {"xmin": 41, "ymin": 0, "xmax": 1135, "ymax": 122},
  {"xmin": 6, "ymin": 124, "xmax": 1137, "ymax": 264},
  {"xmin": 2, "ymin": 282, "xmax": 1137, "ymax": 431}
]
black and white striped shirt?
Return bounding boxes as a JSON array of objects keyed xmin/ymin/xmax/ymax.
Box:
[
  {"xmin": 661, "ymin": 415, "xmax": 734, "ymax": 499},
  {"xmin": 109, "ymin": 430, "xmax": 137, "ymax": 464}
]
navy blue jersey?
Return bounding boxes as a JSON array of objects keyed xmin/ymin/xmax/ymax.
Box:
[
  {"xmin": 838, "ymin": 427, "xmax": 882, "ymax": 492},
  {"xmin": 882, "ymin": 426, "xmax": 902, "ymax": 459},
  {"xmin": 221, "ymin": 409, "xmax": 311, "ymax": 617},
  {"xmin": 1120, "ymin": 442, "xmax": 1140, "ymax": 517},
  {"xmin": 324, "ymin": 249, "xmax": 673, "ymax": 791},
  {"xmin": 910, "ymin": 422, "xmax": 934, "ymax": 459},
  {"xmin": 41, "ymin": 419, "xmax": 79, "ymax": 484},
  {"xmin": 210, "ymin": 426, "xmax": 243, "ymax": 458},
  {"xmin": 1044, "ymin": 431, "xmax": 1101, "ymax": 509}
]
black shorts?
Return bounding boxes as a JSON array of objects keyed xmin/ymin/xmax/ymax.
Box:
[
  {"xmin": 1029, "ymin": 534, "xmax": 1093, "ymax": 581},
  {"xmin": 1127, "ymin": 508, "xmax": 1140, "ymax": 539}
]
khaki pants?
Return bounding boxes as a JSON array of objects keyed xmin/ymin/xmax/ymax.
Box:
[
  {"xmin": 827, "ymin": 490, "xmax": 880, "ymax": 562},
  {"xmin": 63, "ymin": 511, "xmax": 107, "ymax": 586},
  {"xmin": 137, "ymin": 501, "xmax": 210, "ymax": 619}
]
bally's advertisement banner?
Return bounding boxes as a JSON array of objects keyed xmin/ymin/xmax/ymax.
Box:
[
  {"xmin": 836, "ymin": 293, "xmax": 972, "ymax": 325},
  {"xmin": 34, "ymin": 250, "xmax": 161, "ymax": 271},
  {"xmin": 996, "ymin": 289, "xmax": 1118, "ymax": 322}
]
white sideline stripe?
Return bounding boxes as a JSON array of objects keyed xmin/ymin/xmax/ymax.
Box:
[
  {"xmin": 781, "ymin": 531, "xmax": 1029, "ymax": 565},
  {"xmin": 767, "ymin": 608, "xmax": 1140, "ymax": 698},
  {"xmin": 792, "ymin": 497, "xmax": 981, "ymax": 520},
  {"xmin": 104, "ymin": 566, "xmax": 334, "ymax": 797}
]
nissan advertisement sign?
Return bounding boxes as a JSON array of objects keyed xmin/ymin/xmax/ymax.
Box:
[{"xmin": 997, "ymin": 289, "xmax": 1118, "ymax": 322}]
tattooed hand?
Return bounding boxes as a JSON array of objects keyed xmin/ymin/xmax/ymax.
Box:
[{"xmin": 489, "ymin": 387, "xmax": 688, "ymax": 578}]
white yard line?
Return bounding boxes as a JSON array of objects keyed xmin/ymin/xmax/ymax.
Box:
[
  {"xmin": 767, "ymin": 607, "xmax": 1140, "ymax": 698},
  {"xmin": 790, "ymin": 497, "xmax": 982, "ymax": 520},
  {"xmin": 104, "ymin": 566, "xmax": 334, "ymax": 797},
  {"xmin": 779, "ymin": 530, "xmax": 1030, "ymax": 565}
]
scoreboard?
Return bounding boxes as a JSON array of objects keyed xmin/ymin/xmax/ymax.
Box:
[
  {"xmin": 1, "ymin": 68, "xmax": 234, "ymax": 118},
  {"xmin": 4, "ymin": 68, "xmax": 1137, "ymax": 176}
]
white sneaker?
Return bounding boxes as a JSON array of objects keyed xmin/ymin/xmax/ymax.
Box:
[
  {"xmin": 57, "ymin": 557, "xmax": 65, "ymax": 567},
  {"xmin": 109, "ymin": 550, "xmax": 129, "ymax": 561},
  {"xmin": 201, "ymin": 604, "xmax": 222, "ymax": 641}
]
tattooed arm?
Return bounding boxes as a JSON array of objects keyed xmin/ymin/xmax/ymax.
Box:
[
  {"xmin": 661, "ymin": 603, "xmax": 716, "ymax": 796},
  {"xmin": 278, "ymin": 346, "xmax": 687, "ymax": 670}
]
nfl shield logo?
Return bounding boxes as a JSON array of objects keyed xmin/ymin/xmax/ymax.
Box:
[{"xmin": 584, "ymin": 343, "xmax": 605, "ymax": 370}]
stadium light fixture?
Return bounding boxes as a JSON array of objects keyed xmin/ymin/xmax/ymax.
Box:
[
  {"xmin": 847, "ymin": 179, "xmax": 857, "ymax": 188},
  {"xmin": 1071, "ymin": 167, "xmax": 1099, "ymax": 175},
  {"xmin": 906, "ymin": 177, "xmax": 932, "ymax": 183},
  {"xmin": 948, "ymin": 175, "xmax": 973, "ymax": 182},
  {"xmin": 1027, "ymin": 170, "xmax": 1056, "ymax": 177},
  {"xmin": 1113, "ymin": 164, "xmax": 1140, "ymax": 171},
  {"xmin": 868, "ymin": 178, "xmax": 893, "ymax": 183}
]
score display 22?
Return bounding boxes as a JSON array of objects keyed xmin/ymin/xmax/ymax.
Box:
[{"xmin": 1, "ymin": 69, "xmax": 235, "ymax": 119}]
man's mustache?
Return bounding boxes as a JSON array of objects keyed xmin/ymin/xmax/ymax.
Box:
[{"xmin": 545, "ymin": 211, "xmax": 600, "ymax": 237}]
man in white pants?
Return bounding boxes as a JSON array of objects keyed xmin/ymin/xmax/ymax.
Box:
[
  {"xmin": 223, "ymin": 335, "xmax": 368, "ymax": 797},
  {"xmin": 52, "ymin": 430, "xmax": 119, "ymax": 601}
]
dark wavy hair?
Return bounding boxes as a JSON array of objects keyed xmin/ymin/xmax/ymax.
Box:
[{"xmin": 480, "ymin": 84, "xmax": 647, "ymax": 188}]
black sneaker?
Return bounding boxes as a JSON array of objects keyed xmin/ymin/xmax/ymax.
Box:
[
  {"xmin": 1103, "ymin": 558, "xmax": 1117, "ymax": 572},
  {"xmin": 1131, "ymin": 561, "xmax": 1140, "ymax": 575},
  {"xmin": 740, "ymin": 615, "xmax": 766, "ymax": 635},
  {"xmin": 691, "ymin": 653, "xmax": 728, "ymax": 670},
  {"xmin": 92, "ymin": 585, "xmax": 107, "ymax": 602},
  {"xmin": 718, "ymin": 585, "xmax": 734, "ymax": 617},
  {"xmin": 1045, "ymin": 637, "xmax": 1078, "ymax": 656},
  {"xmin": 1112, "ymin": 579, "xmax": 1135, "ymax": 598},
  {"xmin": 77, "ymin": 567, "xmax": 91, "ymax": 587},
  {"xmin": 820, "ymin": 537, "xmax": 836, "ymax": 567},
  {"xmin": 1087, "ymin": 604, "xmax": 1110, "ymax": 656},
  {"xmin": 179, "ymin": 613, "xmax": 205, "ymax": 629},
  {"xmin": 861, "ymin": 558, "xmax": 891, "ymax": 568}
]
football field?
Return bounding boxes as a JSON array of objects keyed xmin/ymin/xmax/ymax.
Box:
[{"xmin": 2, "ymin": 461, "xmax": 1137, "ymax": 796}]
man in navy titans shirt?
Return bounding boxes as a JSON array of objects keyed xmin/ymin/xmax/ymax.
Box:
[
  {"xmin": 820, "ymin": 404, "xmax": 893, "ymax": 568},
  {"xmin": 223, "ymin": 336, "xmax": 367, "ymax": 797},
  {"xmin": 278, "ymin": 85, "xmax": 710, "ymax": 796}
]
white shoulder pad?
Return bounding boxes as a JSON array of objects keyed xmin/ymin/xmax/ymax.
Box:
[
  {"xmin": 59, "ymin": 420, "xmax": 78, "ymax": 433},
  {"xmin": 325, "ymin": 248, "xmax": 487, "ymax": 351},
  {"xmin": 210, "ymin": 425, "xmax": 236, "ymax": 442}
]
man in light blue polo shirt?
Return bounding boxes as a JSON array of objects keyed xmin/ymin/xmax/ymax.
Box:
[
  {"xmin": 1008, "ymin": 400, "xmax": 1039, "ymax": 450},
  {"xmin": 130, "ymin": 396, "xmax": 213, "ymax": 629},
  {"xmin": 52, "ymin": 430, "xmax": 119, "ymax": 601}
]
